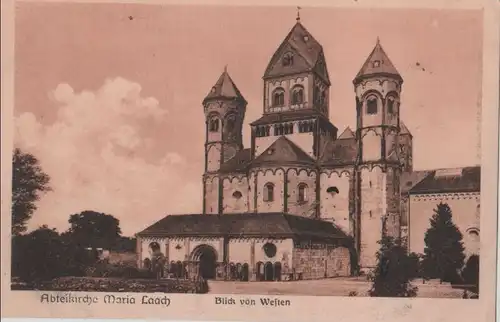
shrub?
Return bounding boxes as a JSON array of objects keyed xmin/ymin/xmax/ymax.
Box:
[
  {"xmin": 369, "ymin": 236, "xmax": 418, "ymax": 297},
  {"xmin": 39, "ymin": 277, "xmax": 209, "ymax": 293},
  {"xmin": 462, "ymin": 255, "xmax": 479, "ymax": 294}
]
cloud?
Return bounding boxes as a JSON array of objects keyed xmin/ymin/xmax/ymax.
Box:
[{"xmin": 15, "ymin": 77, "xmax": 201, "ymax": 236}]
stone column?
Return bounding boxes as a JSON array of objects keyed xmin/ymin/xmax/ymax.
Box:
[
  {"xmin": 136, "ymin": 236, "xmax": 142, "ymax": 268},
  {"xmin": 250, "ymin": 240, "xmax": 256, "ymax": 281}
]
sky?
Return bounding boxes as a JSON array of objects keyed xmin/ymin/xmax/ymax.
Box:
[{"xmin": 13, "ymin": 3, "xmax": 483, "ymax": 236}]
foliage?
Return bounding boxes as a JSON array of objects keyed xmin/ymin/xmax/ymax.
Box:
[
  {"xmin": 369, "ymin": 236, "xmax": 418, "ymax": 297},
  {"xmin": 11, "ymin": 148, "xmax": 51, "ymax": 235},
  {"xmin": 461, "ymin": 255, "xmax": 479, "ymax": 294},
  {"xmin": 11, "ymin": 226, "xmax": 88, "ymax": 283},
  {"xmin": 66, "ymin": 210, "xmax": 122, "ymax": 250},
  {"xmin": 421, "ymin": 203, "xmax": 465, "ymax": 282},
  {"xmin": 112, "ymin": 236, "xmax": 137, "ymax": 252},
  {"xmin": 38, "ymin": 276, "xmax": 209, "ymax": 293},
  {"xmin": 86, "ymin": 261, "xmax": 155, "ymax": 279}
]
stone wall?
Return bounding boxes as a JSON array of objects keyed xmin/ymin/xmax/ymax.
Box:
[
  {"xmin": 222, "ymin": 175, "xmax": 250, "ymax": 213},
  {"xmin": 292, "ymin": 244, "xmax": 351, "ymax": 279},
  {"xmin": 408, "ymin": 192, "xmax": 480, "ymax": 257},
  {"xmin": 319, "ymin": 169, "xmax": 353, "ymax": 234},
  {"xmin": 359, "ymin": 166, "xmax": 385, "ymax": 269},
  {"xmin": 286, "ymin": 168, "xmax": 317, "ymax": 217},
  {"xmin": 204, "ymin": 175, "xmax": 219, "ymax": 214}
]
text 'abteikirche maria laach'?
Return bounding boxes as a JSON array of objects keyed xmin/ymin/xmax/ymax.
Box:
[{"xmin": 135, "ymin": 16, "xmax": 480, "ymax": 282}]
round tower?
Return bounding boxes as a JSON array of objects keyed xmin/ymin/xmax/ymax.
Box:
[
  {"xmin": 202, "ymin": 67, "xmax": 247, "ymax": 214},
  {"xmin": 352, "ymin": 39, "xmax": 404, "ymax": 272}
]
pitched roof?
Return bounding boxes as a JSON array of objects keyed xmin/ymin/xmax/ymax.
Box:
[
  {"xmin": 137, "ymin": 213, "xmax": 349, "ymax": 240},
  {"xmin": 338, "ymin": 127, "xmax": 355, "ymax": 140},
  {"xmin": 251, "ymin": 136, "xmax": 315, "ymax": 166},
  {"xmin": 264, "ymin": 22, "xmax": 327, "ymax": 82},
  {"xmin": 400, "ymin": 170, "xmax": 432, "ymax": 194},
  {"xmin": 203, "ymin": 68, "xmax": 246, "ymax": 104},
  {"xmin": 409, "ymin": 166, "xmax": 481, "ymax": 194},
  {"xmin": 320, "ymin": 138, "xmax": 358, "ymax": 166},
  {"xmin": 354, "ymin": 39, "xmax": 402, "ymax": 84},
  {"xmin": 250, "ymin": 110, "xmax": 331, "ymax": 126},
  {"xmin": 400, "ymin": 121, "xmax": 411, "ymax": 136},
  {"xmin": 219, "ymin": 149, "xmax": 252, "ymax": 173}
]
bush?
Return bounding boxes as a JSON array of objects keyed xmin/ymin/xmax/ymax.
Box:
[
  {"xmin": 462, "ymin": 255, "xmax": 479, "ymax": 294},
  {"xmin": 38, "ymin": 277, "xmax": 209, "ymax": 293},
  {"xmin": 369, "ymin": 236, "xmax": 418, "ymax": 297},
  {"xmin": 86, "ymin": 261, "xmax": 155, "ymax": 279}
]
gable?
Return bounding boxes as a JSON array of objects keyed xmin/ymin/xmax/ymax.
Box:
[
  {"xmin": 264, "ymin": 44, "xmax": 312, "ymax": 78},
  {"xmin": 252, "ymin": 136, "xmax": 314, "ymax": 166},
  {"xmin": 264, "ymin": 22, "xmax": 324, "ymax": 79}
]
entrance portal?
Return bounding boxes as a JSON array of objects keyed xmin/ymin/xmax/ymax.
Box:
[{"xmin": 191, "ymin": 245, "xmax": 218, "ymax": 280}]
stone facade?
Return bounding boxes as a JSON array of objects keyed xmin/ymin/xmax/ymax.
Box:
[{"xmin": 137, "ymin": 19, "xmax": 481, "ymax": 280}]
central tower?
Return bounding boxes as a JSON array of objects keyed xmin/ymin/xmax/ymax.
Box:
[{"xmin": 251, "ymin": 18, "xmax": 338, "ymax": 160}]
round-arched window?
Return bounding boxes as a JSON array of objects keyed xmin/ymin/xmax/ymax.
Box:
[
  {"xmin": 366, "ymin": 96, "xmax": 378, "ymax": 114},
  {"xmin": 263, "ymin": 243, "xmax": 277, "ymax": 258}
]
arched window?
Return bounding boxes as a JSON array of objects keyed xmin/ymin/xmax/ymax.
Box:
[
  {"xmin": 366, "ymin": 96, "xmax": 378, "ymax": 114},
  {"xmin": 387, "ymin": 96, "xmax": 395, "ymax": 114},
  {"xmin": 149, "ymin": 242, "xmax": 160, "ymax": 254},
  {"xmin": 263, "ymin": 183, "xmax": 274, "ymax": 202},
  {"xmin": 209, "ymin": 118, "xmax": 219, "ymax": 132},
  {"xmin": 291, "ymin": 85, "xmax": 304, "ymax": 105},
  {"xmin": 326, "ymin": 186, "xmax": 339, "ymax": 197},
  {"xmin": 298, "ymin": 183, "xmax": 308, "ymax": 203},
  {"xmin": 272, "ymin": 88, "xmax": 285, "ymax": 107}
]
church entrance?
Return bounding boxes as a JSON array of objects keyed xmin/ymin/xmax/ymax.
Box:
[{"xmin": 190, "ymin": 245, "xmax": 218, "ymax": 280}]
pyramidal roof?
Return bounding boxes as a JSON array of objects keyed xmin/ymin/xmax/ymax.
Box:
[
  {"xmin": 400, "ymin": 121, "xmax": 411, "ymax": 136},
  {"xmin": 338, "ymin": 127, "xmax": 355, "ymax": 140},
  {"xmin": 252, "ymin": 136, "xmax": 315, "ymax": 165},
  {"xmin": 264, "ymin": 21, "xmax": 326, "ymax": 80},
  {"xmin": 354, "ymin": 39, "xmax": 402, "ymax": 83},
  {"xmin": 203, "ymin": 67, "xmax": 246, "ymax": 104}
]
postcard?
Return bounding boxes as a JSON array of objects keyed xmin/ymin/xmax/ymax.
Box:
[{"xmin": 1, "ymin": 0, "xmax": 499, "ymax": 321}]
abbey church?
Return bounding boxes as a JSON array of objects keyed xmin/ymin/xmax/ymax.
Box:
[{"xmin": 136, "ymin": 18, "xmax": 481, "ymax": 282}]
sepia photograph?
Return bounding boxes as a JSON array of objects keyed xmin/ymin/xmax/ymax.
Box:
[{"xmin": 1, "ymin": 0, "xmax": 499, "ymax": 321}]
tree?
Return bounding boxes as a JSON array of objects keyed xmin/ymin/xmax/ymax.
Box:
[
  {"xmin": 462, "ymin": 255, "xmax": 479, "ymax": 294},
  {"xmin": 369, "ymin": 236, "xmax": 418, "ymax": 297},
  {"xmin": 11, "ymin": 148, "xmax": 51, "ymax": 235},
  {"xmin": 66, "ymin": 211, "xmax": 122, "ymax": 250},
  {"xmin": 11, "ymin": 225, "xmax": 84, "ymax": 284},
  {"xmin": 421, "ymin": 203, "xmax": 465, "ymax": 282}
]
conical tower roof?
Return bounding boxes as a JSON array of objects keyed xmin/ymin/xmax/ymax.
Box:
[
  {"xmin": 354, "ymin": 39, "xmax": 402, "ymax": 84},
  {"xmin": 203, "ymin": 67, "xmax": 246, "ymax": 104}
]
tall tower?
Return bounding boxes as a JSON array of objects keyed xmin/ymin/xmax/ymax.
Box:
[
  {"xmin": 353, "ymin": 39, "xmax": 404, "ymax": 271},
  {"xmin": 202, "ymin": 68, "xmax": 247, "ymax": 214},
  {"xmin": 250, "ymin": 18, "xmax": 337, "ymax": 160}
]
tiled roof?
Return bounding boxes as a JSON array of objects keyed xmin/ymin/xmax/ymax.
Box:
[
  {"xmin": 219, "ymin": 149, "xmax": 252, "ymax": 173},
  {"xmin": 264, "ymin": 22, "xmax": 326, "ymax": 80},
  {"xmin": 203, "ymin": 69, "xmax": 246, "ymax": 104},
  {"xmin": 137, "ymin": 213, "xmax": 349, "ymax": 240},
  {"xmin": 250, "ymin": 110, "xmax": 327, "ymax": 126},
  {"xmin": 251, "ymin": 136, "xmax": 315, "ymax": 166},
  {"xmin": 409, "ymin": 166, "xmax": 481, "ymax": 194},
  {"xmin": 320, "ymin": 138, "xmax": 357, "ymax": 166},
  {"xmin": 400, "ymin": 170, "xmax": 432, "ymax": 194},
  {"xmin": 354, "ymin": 39, "xmax": 402, "ymax": 83}
]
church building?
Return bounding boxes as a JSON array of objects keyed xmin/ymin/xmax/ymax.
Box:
[{"xmin": 136, "ymin": 16, "xmax": 481, "ymax": 282}]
